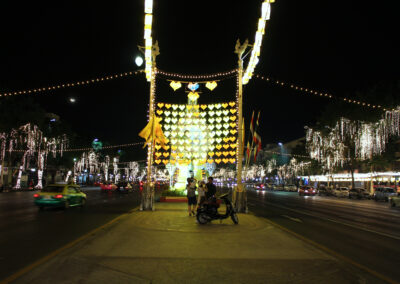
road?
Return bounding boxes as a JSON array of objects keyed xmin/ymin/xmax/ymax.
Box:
[
  {"xmin": 247, "ymin": 189, "xmax": 400, "ymax": 283},
  {"xmin": 0, "ymin": 187, "xmax": 141, "ymax": 281}
]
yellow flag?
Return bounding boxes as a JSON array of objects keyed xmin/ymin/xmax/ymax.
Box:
[{"xmin": 138, "ymin": 115, "xmax": 167, "ymax": 148}]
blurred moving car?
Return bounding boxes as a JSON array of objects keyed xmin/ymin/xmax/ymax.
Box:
[
  {"xmin": 333, "ymin": 187, "xmax": 350, "ymax": 198},
  {"xmin": 348, "ymin": 188, "xmax": 370, "ymax": 199},
  {"xmin": 116, "ymin": 181, "xmax": 133, "ymax": 193},
  {"xmin": 373, "ymin": 187, "xmax": 397, "ymax": 202},
  {"xmin": 285, "ymin": 184, "xmax": 297, "ymax": 192},
  {"xmin": 389, "ymin": 194, "xmax": 400, "ymax": 207},
  {"xmin": 318, "ymin": 186, "xmax": 331, "ymax": 196},
  {"xmin": 100, "ymin": 182, "xmax": 117, "ymax": 192},
  {"xmin": 255, "ymin": 183, "xmax": 266, "ymax": 190},
  {"xmin": 298, "ymin": 186, "xmax": 316, "ymax": 196},
  {"xmin": 34, "ymin": 184, "xmax": 86, "ymax": 210}
]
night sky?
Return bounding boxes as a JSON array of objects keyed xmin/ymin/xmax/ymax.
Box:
[{"xmin": 0, "ymin": 1, "xmax": 398, "ymax": 160}]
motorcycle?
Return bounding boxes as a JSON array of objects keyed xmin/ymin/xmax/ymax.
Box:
[{"xmin": 196, "ymin": 193, "xmax": 239, "ymax": 225}]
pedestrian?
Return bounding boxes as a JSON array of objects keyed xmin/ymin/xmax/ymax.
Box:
[
  {"xmin": 205, "ymin": 176, "xmax": 216, "ymax": 199},
  {"xmin": 186, "ymin": 178, "xmax": 197, "ymax": 216},
  {"xmin": 196, "ymin": 180, "xmax": 207, "ymax": 210}
]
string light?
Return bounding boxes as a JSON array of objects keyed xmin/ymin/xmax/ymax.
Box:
[
  {"xmin": 0, "ymin": 70, "xmax": 144, "ymax": 98},
  {"xmin": 242, "ymin": 0, "xmax": 275, "ymax": 85},
  {"xmin": 157, "ymin": 69, "xmax": 238, "ymax": 81},
  {"xmin": 253, "ymin": 74, "xmax": 390, "ymax": 111},
  {"xmin": 144, "ymin": 0, "xmax": 154, "ymax": 81}
]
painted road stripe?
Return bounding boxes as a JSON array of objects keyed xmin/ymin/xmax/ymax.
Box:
[
  {"xmin": 0, "ymin": 207, "xmax": 139, "ymax": 284},
  {"xmin": 281, "ymin": 215, "xmax": 302, "ymax": 223},
  {"xmin": 262, "ymin": 217, "xmax": 399, "ymax": 284},
  {"xmin": 254, "ymin": 199, "xmax": 400, "ymax": 241}
]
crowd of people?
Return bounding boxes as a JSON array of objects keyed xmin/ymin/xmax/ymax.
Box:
[{"xmin": 186, "ymin": 176, "xmax": 216, "ymax": 216}]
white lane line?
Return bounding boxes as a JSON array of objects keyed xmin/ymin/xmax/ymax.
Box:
[
  {"xmin": 281, "ymin": 215, "xmax": 302, "ymax": 223},
  {"xmin": 252, "ymin": 199, "xmax": 400, "ymax": 241}
]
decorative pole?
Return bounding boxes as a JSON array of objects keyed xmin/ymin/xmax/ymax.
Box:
[
  {"xmin": 142, "ymin": 41, "xmax": 160, "ymax": 211},
  {"xmin": 234, "ymin": 39, "xmax": 249, "ymax": 213}
]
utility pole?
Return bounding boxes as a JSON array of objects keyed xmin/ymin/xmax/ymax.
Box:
[
  {"xmin": 234, "ymin": 39, "xmax": 249, "ymax": 213},
  {"xmin": 141, "ymin": 41, "xmax": 160, "ymax": 211}
]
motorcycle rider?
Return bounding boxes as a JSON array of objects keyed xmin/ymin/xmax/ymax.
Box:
[{"xmin": 204, "ymin": 177, "xmax": 218, "ymax": 214}]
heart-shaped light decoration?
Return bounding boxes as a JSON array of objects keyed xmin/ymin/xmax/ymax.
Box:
[
  {"xmin": 171, "ymin": 145, "xmax": 178, "ymax": 150},
  {"xmin": 222, "ymin": 103, "xmax": 228, "ymax": 108},
  {"xmin": 171, "ymin": 118, "xmax": 178, "ymax": 124},
  {"xmin": 171, "ymin": 153, "xmax": 177, "ymax": 158},
  {"xmin": 171, "ymin": 111, "xmax": 178, "ymax": 117},
  {"xmin": 216, "ymin": 118, "xmax": 222, "ymax": 123},
  {"xmin": 223, "ymin": 130, "xmax": 229, "ymax": 136},
  {"xmin": 205, "ymin": 81, "xmax": 217, "ymax": 91},
  {"xmin": 165, "ymin": 104, "xmax": 172, "ymax": 109},
  {"xmin": 229, "ymin": 102, "xmax": 236, "ymax": 107},
  {"xmin": 187, "ymin": 113, "xmax": 193, "ymax": 118},
  {"xmin": 223, "ymin": 138, "xmax": 230, "ymax": 143},
  {"xmin": 208, "ymin": 152, "xmax": 215, "ymax": 157},
  {"xmin": 200, "ymin": 112, "xmax": 207, "ymax": 117},
  {"xmin": 193, "ymin": 139, "xmax": 200, "ymax": 145},
  {"xmin": 201, "ymin": 146, "xmax": 208, "ymax": 152},
  {"xmin": 223, "ymin": 158, "xmax": 230, "ymax": 164},
  {"xmin": 216, "ymin": 111, "xmax": 222, "ymax": 116},
  {"xmin": 207, "ymin": 159, "xmax": 214, "ymax": 164},
  {"xmin": 215, "ymin": 159, "xmax": 221, "ymax": 164},
  {"xmin": 171, "ymin": 139, "xmax": 178, "ymax": 144},
  {"xmin": 179, "ymin": 118, "xmax": 186, "ymax": 124},
  {"xmin": 200, "ymin": 105, "xmax": 207, "ymax": 110},
  {"xmin": 172, "ymin": 105, "xmax": 178, "ymax": 110},
  {"xmin": 208, "ymin": 125, "xmax": 215, "ymax": 130},
  {"xmin": 230, "ymin": 109, "xmax": 237, "ymax": 114},
  {"xmin": 164, "ymin": 124, "xmax": 171, "ymax": 130},
  {"xmin": 178, "ymin": 139, "xmax": 185, "ymax": 145},
  {"xmin": 164, "ymin": 131, "xmax": 171, "ymax": 137},
  {"xmin": 170, "ymin": 160, "xmax": 176, "ymax": 165},
  {"xmin": 200, "ymin": 125, "xmax": 206, "ymax": 131},
  {"xmin": 229, "ymin": 158, "xmax": 236, "ymax": 163},
  {"xmin": 178, "ymin": 131, "xmax": 184, "ymax": 137},
  {"xmin": 230, "ymin": 123, "xmax": 236, "ymax": 128},
  {"xmin": 178, "ymin": 146, "xmax": 185, "ymax": 152},
  {"xmin": 171, "ymin": 132, "xmax": 177, "ymax": 138},
  {"xmin": 223, "ymin": 117, "xmax": 230, "ymax": 122},
  {"xmin": 157, "ymin": 103, "xmax": 164, "ymax": 108},
  {"xmin": 187, "ymin": 105, "xmax": 193, "ymax": 110},
  {"xmin": 155, "ymin": 159, "xmax": 162, "ymax": 164},
  {"xmin": 223, "ymin": 123, "xmax": 229, "ymax": 129},
  {"xmin": 208, "ymin": 138, "xmax": 215, "ymax": 144},
  {"xmin": 216, "ymin": 152, "xmax": 222, "ymax": 157},
  {"xmin": 164, "ymin": 111, "xmax": 171, "ymax": 116},
  {"xmin": 223, "ymin": 145, "xmax": 229, "ymax": 150},
  {"xmin": 216, "ymin": 138, "xmax": 222, "ymax": 143},
  {"xmin": 216, "ymin": 145, "xmax": 222, "ymax": 150},
  {"xmin": 155, "ymin": 152, "xmax": 162, "ymax": 157},
  {"xmin": 208, "ymin": 104, "xmax": 215, "ymax": 110},
  {"xmin": 188, "ymin": 92, "xmax": 199, "ymax": 101},
  {"xmin": 162, "ymin": 160, "xmax": 168, "ymax": 165},
  {"xmin": 230, "ymin": 129, "xmax": 237, "ymax": 135},
  {"xmin": 178, "ymin": 153, "xmax": 184, "ymax": 158},
  {"xmin": 208, "ymin": 111, "xmax": 215, "ymax": 117},
  {"xmin": 193, "ymin": 112, "xmax": 200, "ymax": 117},
  {"xmin": 230, "ymin": 137, "xmax": 236, "ymax": 142},
  {"xmin": 215, "ymin": 104, "xmax": 222, "ymax": 109},
  {"xmin": 208, "ymin": 118, "xmax": 215, "ymax": 124},
  {"xmin": 229, "ymin": 151, "xmax": 236, "ymax": 156},
  {"xmin": 200, "ymin": 119, "xmax": 206, "ymax": 124},
  {"xmin": 230, "ymin": 143, "xmax": 236, "ymax": 149},
  {"xmin": 216, "ymin": 131, "xmax": 222, "ymax": 137},
  {"xmin": 163, "ymin": 152, "xmax": 169, "ymax": 157},
  {"xmin": 170, "ymin": 81, "xmax": 182, "ymax": 91},
  {"xmin": 179, "ymin": 105, "xmax": 185, "ymax": 111},
  {"xmin": 179, "ymin": 112, "xmax": 185, "ymax": 117},
  {"xmin": 186, "ymin": 118, "xmax": 192, "ymax": 125},
  {"xmin": 188, "ymin": 82, "xmax": 199, "ymax": 91},
  {"xmin": 215, "ymin": 124, "xmax": 222, "ymax": 130},
  {"xmin": 230, "ymin": 116, "xmax": 237, "ymax": 121},
  {"xmin": 223, "ymin": 110, "xmax": 229, "ymax": 116}
]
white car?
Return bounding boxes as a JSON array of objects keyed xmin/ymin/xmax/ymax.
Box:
[
  {"xmin": 333, "ymin": 187, "xmax": 350, "ymax": 198},
  {"xmin": 285, "ymin": 184, "xmax": 298, "ymax": 192}
]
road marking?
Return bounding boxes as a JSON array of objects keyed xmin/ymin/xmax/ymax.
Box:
[
  {"xmin": 0, "ymin": 206, "xmax": 139, "ymax": 284},
  {"xmin": 254, "ymin": 199, "xmax": 400, "ymax": 241},
  {"xmin": 262, "ymin": 217, "xmax": 399, "ymax": 284},
  {"xmin": 281, "ymin": 215, "xmax": 302, "ymax": 223}
]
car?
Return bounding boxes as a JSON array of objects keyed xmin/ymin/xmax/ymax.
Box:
[
  {"xmin": 116, "ymin": 181, "xmax": 133, "ymax": 193},
  {"xmin": 254, "ymin": 183, "xmax": 266, "ymax": 190},
  {"xmin": 285, "ymin": 184, "xmax": 297, "ymax": 192},
  {"xmin": 333, "ymin": 187, "xmax": 349, "ymax": 198},
  {"xmin": 33, "ymin": 184, "xmax": 86, "ymax": 210},
  {"xmin": 100, "ymin": 182, "xmax": 117, "ymax": 191},
  {"xmin": 373, "ymin": 187, "xmax": 397, "ymax": 202},
  {"xmin": 298, "ymin": 186, "xmax": 316, "ymax": 196},
  {"xmin": 389, "ymin": 194, "xmax": 400, "ymax": 207},
  {"xmin": 318, "ymin": 186, "xmax": 331, "ymax": 196},
  {"xmin": 348, "ymin": 188, "xmax": 370, "ymax": 199}
]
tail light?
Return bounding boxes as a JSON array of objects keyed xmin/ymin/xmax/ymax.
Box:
[
  {"xmin": 54, "ymin": 194, "xmax": 63, "ymax": 199},
  {"xmin": 305, "ymin": 190, "xmax": 309, "ymax": 193},
  {"xmin": 33, "ymin": 193, "xmax": 40, "ymax": 198}
]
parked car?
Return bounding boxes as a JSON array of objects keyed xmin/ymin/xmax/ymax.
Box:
[
  {"xmin": 298, "ymin": 186, "xmax": 316, "ymax": 196},
  {"xmin": 333, "ymin": 187, "xmax": 350, "ymax": 198},
  {"xmin": 389, "ymin": 194, "xmax": 400, "ymax": 207},
  {"xmin": 33, "ymin": 184, "xmax": 86, "ymax": 210},
  {"xmin": 348, "ymin": 188, "xmax": 371, "ymax": 199},
  {"xmin": 285, "ymin": 184, "xmax": 297, "ymax": 192},
  {"xmin": 373, "ymin": 187, "xmax": 397, "ymax": 202},
  {"xmin": 116, "ymin": 181, "xmax": 133, "ymax": 193}
]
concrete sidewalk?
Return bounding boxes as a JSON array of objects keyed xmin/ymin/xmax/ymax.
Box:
[{"xmin": 11, "ymin": 202, "xmax": 381, "ymax": 283}]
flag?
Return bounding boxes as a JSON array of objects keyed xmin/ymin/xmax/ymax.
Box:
[
  {"xmin": 139, "ymin": 115, "xmax": 167, "ymax": 148},
  {"xmin": 249, "ymin": 111, "xmax": 255, "ymax": 135},
  {"xmin": 246, "ymin": 141, "xmax": 251, "ymax": 161},
  {"xmin": 255, "ymin": 111, "xmax": 260, "ymax": 127},
  {"xmin": 253, "ymin": 133, "xmax": 262, "ymax": 162}
]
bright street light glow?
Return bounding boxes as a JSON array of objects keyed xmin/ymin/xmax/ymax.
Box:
[
  {"xmin": 135, "ymin": 56, "xmax": 144, "ymax": 67},
  {"xmin": 69, "ymin": 97, "xmax": 76, "ymax": 103},
  {"xmin": 278, "ymin": 142, "xmax": 283, "ymax": 146}
]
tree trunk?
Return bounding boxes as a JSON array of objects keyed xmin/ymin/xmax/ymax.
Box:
[
  {"xmin": 350, "ymin": 166, "xmax": 355, "ymax": 189},
  {"xmin": 233, "ymin": 187, "xmax": 247, "ymax": 213}
]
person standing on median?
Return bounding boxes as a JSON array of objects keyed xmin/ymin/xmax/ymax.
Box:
[{"xmin": 186, "ymin": 178, "xmax": 197, "ymax": 216}]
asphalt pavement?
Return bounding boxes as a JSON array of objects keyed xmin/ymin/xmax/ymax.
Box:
[
  {"xmin": 0, "ymin": 187, "xmax": 141, "ymax": 281},
  {"xmin": 247, "ymin": 189, "xmax": 400, "ymax": 283}
]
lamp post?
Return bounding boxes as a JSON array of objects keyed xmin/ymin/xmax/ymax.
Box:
[{"xmin": 234, "ymin": 39, "xmax": 249, "ymax": 213}]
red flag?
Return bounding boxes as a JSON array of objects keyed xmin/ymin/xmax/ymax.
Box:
[
  {"xmin": 253, "ymin": 133, "xmax": 262, "ymax": 162},
  {"xmin": 249, "ymin": 111, "xmax": 255, "ymax": 135}
]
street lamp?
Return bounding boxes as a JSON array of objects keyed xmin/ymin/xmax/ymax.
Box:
[
  {"xmin": 278, "ymin": 142, "xmax": 283, "ymax": 146},
  {"xmin": 135, "ymin": 56, "xmax": 144, "ymax": 67},
  {"xmin": 69, "ymin": 97, "xmax": 76, "ymax": 103}
]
